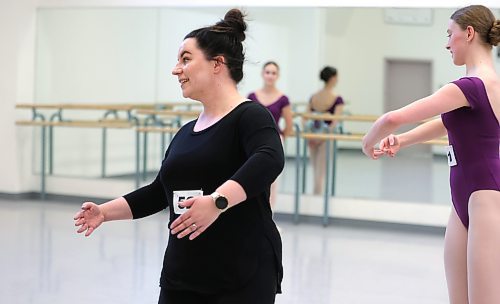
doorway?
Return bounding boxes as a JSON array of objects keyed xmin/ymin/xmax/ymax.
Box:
[
  {"xmin": 384, "ymin": 59, "xmax": 433, "ymax": 153},
  {"xmin": 382, "ymin": 59, "xmax": 434, "ymax": 202}
]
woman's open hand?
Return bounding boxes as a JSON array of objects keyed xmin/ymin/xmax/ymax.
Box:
[{"xmin": 73, "ymin": 202, "xmax": 104, "ymax": 237}]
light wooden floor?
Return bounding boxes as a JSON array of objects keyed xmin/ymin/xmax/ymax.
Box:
[{"xmin": 0, "ymin": 198, "xmax": 448, "ymax": 304}]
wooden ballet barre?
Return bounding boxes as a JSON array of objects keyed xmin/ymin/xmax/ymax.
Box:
[
  {"xmin": 130, "ymin": 103, "xmax": 193, "ymax": 109},
  {"xmin": 301, "ymin": 133, "xmax": 364, "ymax": 142},
  {"xmin": 136, "ymin": 126, "xmax": 180, "ymax": 133},
  {"xmin": 15, "ymin": 103, "xmax": 139, "ymax": 111},
  {"xmin": 15, "ymin": 120, "xmax": 134, "ymax": 129},
  {"xmin": 300, "ymin": 132, "xmax": 448, "ymax": 145},
  {"xmin": 298, "ymin": 113, "xmax": 442, "ymax": 124},
  {"xmin": 15, "ymin": 102, "xmax": 198, "ymax": 111},
  {"xmin": 16, "ymin": 118, "xmax": 138, "ymax": 200},
  {"xmin": 154, "ymin": 101, "xmax": 200, "ymax": 107},
  {"xmin": 298, "ymin": 113, "xmax": 379, "ymax": 122},
  {"xmin": 290, "ymin": 101, "xmax": 309, "ymax": 108},
  {"xmin": 423, "ymin": 138, "xmax": 449, "ymax": 145},
  {"xmin": 135, "ymin": 109, "xmax": 201, "ymax": 117},
  {"xmin": 293, "ymin": 129, "xmax": 449, "ymax": 227}
]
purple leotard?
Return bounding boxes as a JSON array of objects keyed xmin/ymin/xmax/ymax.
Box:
[
  {"xmin": 310, "ymin": 96, "xmax": 344, "ymax": 129},
  {"xmin": 441, "ymin": 77, "xmax": 500, "ymax": 228},
  {"xmin": 247, "ymin": 92, "xmax": 290, "ymax": 132}
]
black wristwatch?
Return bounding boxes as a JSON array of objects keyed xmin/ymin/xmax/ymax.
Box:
[{"xmin": 211, "ymin": 192, "xmax": 228, "ymax": 212}]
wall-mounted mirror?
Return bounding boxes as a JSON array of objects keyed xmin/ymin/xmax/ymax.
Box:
[{"xmin": 32, "ymin": 6, "xmax": 499, "ymax": 207}]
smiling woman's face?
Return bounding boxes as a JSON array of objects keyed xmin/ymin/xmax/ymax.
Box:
[{"xmin": 171, "ymin": 38, "xmax": 215, "ymax": 100}]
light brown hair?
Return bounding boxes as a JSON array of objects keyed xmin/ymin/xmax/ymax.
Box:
[{"xmin": 451, "ymin": 5, "xmax": 500, "ymax": 46}]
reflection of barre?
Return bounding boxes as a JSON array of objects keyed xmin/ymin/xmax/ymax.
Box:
[
  {"xmin": 300, "ymin": 132, "xmax": 448, "ymax": 145},
  {"xmin": 16, "ymin": 104, "xmax": 143, "ymax": 178},
  {"xmin": 15, "ymin": 103, "xmax": 191, "ymax": 111},
  {"xmin": 298, "ymin": 113, "xmax": 441, "ymax": 124},
  {"xmin": 16, "ymin": 103, "xmax": 136, "ymax": 111},
  {"xmin": 15, "ymin": 119, "xmax": 137, "ymax": 201},
  {"xmin": 153, "ymin": 101, "xmax": 200, "ymax": 107},
  {"xmin": 135, "ymin": 109, "xmax": 201, "ymax": 117},
  {"xmin": 15, "ymin": 120, "xmax": 134, "ymax": 128},
  {"xmin": 297, "ymin": 113, "xmax": 379, "ymax": 122},
  {"xmin": 136, "ymin": 126, "xmax": 180, "ymax": 133},
  {"xmin": 294, "ymin": 130, "xmax": 449, "ymax": 227}
]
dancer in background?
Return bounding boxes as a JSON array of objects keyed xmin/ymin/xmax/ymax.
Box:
[
  {"xmin": 306, "ymin": 66, "xmax": 344, "ymax": 195},
  {"xmin": 248, "ymin": 61, "xmax": 293, "ymax": 209}
]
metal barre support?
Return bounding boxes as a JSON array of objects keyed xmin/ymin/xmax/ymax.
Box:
[
  {"xmin": 48, "ymin": 109, "xmax": 62, "ymax": 175},
  {"xmin": 135, "ymin": 130, "xmax": 141, "ymax": 189},
  {"xmin": 301, "ymin": 135, "xmax": 308, "ymax": 194},
  {"xmin": 142, "ymin": 115, "xmax": 158, "ymax": 181},
  {"xmin": 331, "ymin": 137, "xmax": 338, "ymax": 197},
  {"xmin": 101, "ymin": 110, "xmax": 120, "ymax": 178},
  {"xmin": 323, "ymin": 139, "xmax": 332, "ymax": 227},
  {"xmin": 41, "ymin": 125, "xmax": 46, "ymax": 200},
  {"xmin": 293, "ymin": 123, "xmax": 301, "ymax": 224}
]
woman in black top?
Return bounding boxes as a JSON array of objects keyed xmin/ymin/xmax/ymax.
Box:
[{"xmin": 73, "ymin": 9, "xmax": 284, "ymax": 304}]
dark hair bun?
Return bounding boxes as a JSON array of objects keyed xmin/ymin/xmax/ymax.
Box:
[
  {"xmin": 212, "ymin": 8, "xmax": 247, "ymax": 43},
  {"xmin": 320, "ymin": 66, "xmax": 338, "ymax": 83}
]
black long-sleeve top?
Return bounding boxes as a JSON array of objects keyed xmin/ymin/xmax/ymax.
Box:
[{"xmin": 123, "ymin": 101, "xmax": 285, "ymax": 294}]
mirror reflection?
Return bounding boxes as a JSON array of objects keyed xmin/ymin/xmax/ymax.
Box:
[{"xmin": 28, "ymin": 6, "xmax": 499, "ymax": 205}]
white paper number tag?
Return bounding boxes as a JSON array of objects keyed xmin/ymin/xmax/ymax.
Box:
[
  {"xmin": 173, "ymin": 190, "xmax": 203, "ymax": 215},
  {"xmin": 445, "ymin": 145, "xmax": 457, "ymax": 167}
]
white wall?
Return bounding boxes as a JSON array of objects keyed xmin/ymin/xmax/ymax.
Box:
[
  {"xmin": 35, "ymin": 8, "xmax": 159, "ymax": 176},
  {"xmin": 32, "ymin": 7, "xmax": 328, "ymax": 176},
  {"xmin": 36, "ymin": 8, "xmax": 158, "ymax": 103},
  {"xmin": 324, "ymin": 8, "xmax": 463, "ymax": 132},
  {"xmin": 0, "ymin": 0, "xmax": 39, "ymax": 193}
]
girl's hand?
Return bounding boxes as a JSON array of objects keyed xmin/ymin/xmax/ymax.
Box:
[
  {"xmin": 362, "ymin": 146, "xmax": 385, "ymax": 160},
  {"xmin": 362, "ymin": 137, "xmax": 385, "ymax": 160},
  {"xmin": 379, "ymin": 134, "xmax": 400, "ymax": 157}
]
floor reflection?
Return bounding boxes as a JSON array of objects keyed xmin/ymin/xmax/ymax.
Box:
[{"xmin": 0, "ymin": 199, "xmax": 448, "ymax": 304}]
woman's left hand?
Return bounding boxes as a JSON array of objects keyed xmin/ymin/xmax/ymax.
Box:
[{"xmin": 170, "ymin": 195, "xmax": 221, "ymax": 240}]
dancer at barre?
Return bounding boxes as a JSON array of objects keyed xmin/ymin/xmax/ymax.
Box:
[{"xmin": 306, "ymin": 66, "xmax": 344, "ymax": 195}]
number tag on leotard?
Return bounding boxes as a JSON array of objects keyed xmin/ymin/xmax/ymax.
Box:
[
  {"xmin": 173, "ymin": 190, "xmax": 203, "ymax": 215},
  {"xmin": 445, "ymin": 145, "xmax": 457, "ymax": 167}
]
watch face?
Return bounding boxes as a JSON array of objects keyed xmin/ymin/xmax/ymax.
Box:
[{"xmin": 215, "ymin": 196, "xmax": 228, "ymax": 210}]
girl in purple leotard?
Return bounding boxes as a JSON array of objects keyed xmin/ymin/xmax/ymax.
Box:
[
  {"xmin": 248, "ymin": 61, "xmax": 293, "ymax": 210},
  {"xmin": 248, "ymin": 62, "xmax": 293, "ymax": 137},
  {"xmin": 362, "ymin": 5, "xmax": 500, "ymax": 303}
]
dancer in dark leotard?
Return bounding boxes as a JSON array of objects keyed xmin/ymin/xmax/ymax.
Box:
[
  {"xmin": 362, "ymin": 5, "xmax": 500, "ymax": 303},
  {"xmin": 306, "ymin": 66, "xmax": 345, "ymax": 195},
  {"xmin": 442, "ymin": 77, "xmax": 500, "ymax": 228}
]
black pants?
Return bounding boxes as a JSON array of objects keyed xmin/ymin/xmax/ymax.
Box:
[{"xmin": 158, "ymin": 240, "xmax": 278, "ymax": 304}]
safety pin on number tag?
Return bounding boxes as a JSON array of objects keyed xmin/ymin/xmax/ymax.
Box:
[{"xmin": 173, "ymin": 190, "xmax": 203, "ymax": 215}]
